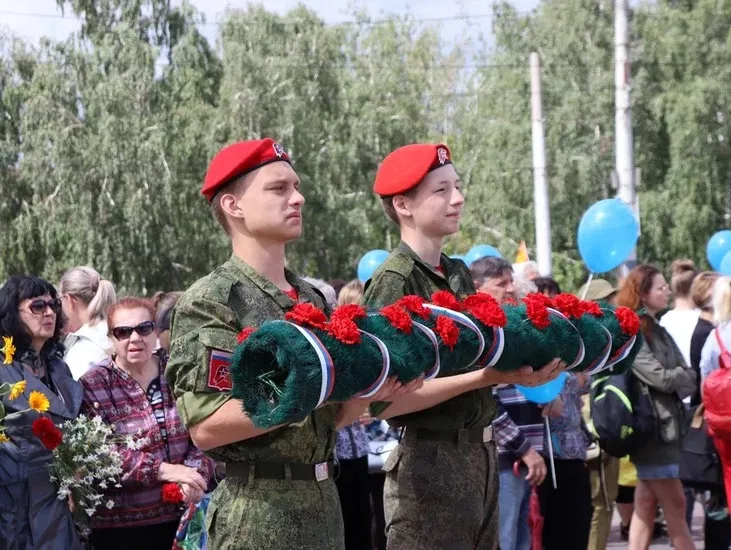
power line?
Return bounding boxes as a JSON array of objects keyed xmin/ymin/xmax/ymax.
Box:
[{"xmin": 0, "ymin": 8, "xmax": 498, "ymax": 27}]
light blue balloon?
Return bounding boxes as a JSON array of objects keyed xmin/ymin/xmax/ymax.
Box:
[
  {"xmin": 719, "ymin": 251, "xmax": 731, "ymax": 276},
  {"xmin": 707, "ymin": 230, "xmax": 731, "ymax": 271},
  {"xmin": 577, "ymin": 199, "xmax": 639, "ymax": 273},
  {"xmin": 516, "ymin": 372, "xmax": 568, "ymax": 405},
  {"xmin": 465, "ymin": 244, "xmax": 502, "ymax": 266},
  {"xmin": 357, "ymin": 249, "xmax": 389, "ymax": 283}
]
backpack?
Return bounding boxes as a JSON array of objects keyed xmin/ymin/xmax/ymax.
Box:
[
  {"xmin": 703, "ymin": 328, "xmax": 731, "ymax": 440},
  {"xmin": 589, "ymin": 369, "xmax": 656, "ymax": 458}
]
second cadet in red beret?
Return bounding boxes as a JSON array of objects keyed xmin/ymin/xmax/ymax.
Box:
[
  {"xmin": 362, "ymin": 142, "xmax": 562, "ymax": 550},
  {"xmin": 373, "ymin": 143, "xmax": 452, "ymax": 197}
]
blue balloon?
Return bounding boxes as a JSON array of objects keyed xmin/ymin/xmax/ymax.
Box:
[
  {"xmin": 516, "ymin": 372, "xmax": 568, "ymax": 405},
  {"xmin": 720, "ymin": 251, "xmax": 731, "ymax": 276},
  {"xmin": 357, "ymin": 250, "xmax": 389, "ymax": 283},
  {"xmin": 465, "ymin": 244, "xmax": 502, "ymax": 266},
  {"xmin": 577, "ymin": 199, "xmax": 639, "ymax": 273},
  {"xmin": 707, "ymin": 230, "xmax": 731, "ymax": 271}
]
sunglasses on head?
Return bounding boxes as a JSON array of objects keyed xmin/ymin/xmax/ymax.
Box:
[
  {"xmin": 24, "ymin": 298, "xmax": 62, "ymax": 315},
  {"xmin": 112, "ymin": 321, "xmax": 156, "ymax": 341}
]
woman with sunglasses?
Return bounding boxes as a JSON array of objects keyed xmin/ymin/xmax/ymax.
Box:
[
  {"xmin": 0, "ymin": 275, "xmax": 83, "ymax": 550},
  {"xmin": 79, "ymin": 297, "xmax": 214, "ymax": 550}
]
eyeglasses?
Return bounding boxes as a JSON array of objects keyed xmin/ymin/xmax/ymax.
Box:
[
  {"xmin": 111, "ymin": 321, "xmax": 156, "ymax": 341},
  {"xmin": 22, "ymin": 298, "xmax": 62, "ymax": 316}
]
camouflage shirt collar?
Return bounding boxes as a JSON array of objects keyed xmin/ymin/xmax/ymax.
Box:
[
  {"xmin": 228, "ymin": 254, "xmax": 308, "ymax": 307},
  {"xmin": 396, "ymin": 241, "xmax": 451, "ymax": 278}
]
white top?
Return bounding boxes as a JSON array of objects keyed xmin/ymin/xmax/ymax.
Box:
[
  {"xmin": 64, "ymin": 321, "xmax": 113, "ymax": 380},
  {"xmin": 700, "ymin": 322, "xmax": 731, "ymax": 382},
  {"xmin": 660, "ymin": 308, "xmax": 700, "ymax": 367}
]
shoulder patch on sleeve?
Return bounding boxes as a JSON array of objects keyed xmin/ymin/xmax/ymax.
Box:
[{"xmin": 207, "ymin": 349, "xmax": 233, "ymax": 391}]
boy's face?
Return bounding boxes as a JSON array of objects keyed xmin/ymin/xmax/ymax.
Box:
[
  {"xmin": 397, "ymin": 164, "xmax": 464, "ymax": 238},
  {"xmin": 221, "ymin": 161, "xmax": 305, "ymax": 243}
]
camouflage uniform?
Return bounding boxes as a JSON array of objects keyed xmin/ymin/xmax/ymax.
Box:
[
  {"xmin": 166, "ymin": 255, "xmax": 344, "ymax": 550},
  {"xmin": 364, "ymin": 242, "xmax": 499, "ymax": 550}
]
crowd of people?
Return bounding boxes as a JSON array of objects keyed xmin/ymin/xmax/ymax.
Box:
[{"xmin": 1, "ymin": 136, "xmax": 730, "ymax": 550}]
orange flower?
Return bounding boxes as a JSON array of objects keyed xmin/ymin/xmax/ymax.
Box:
[
  {"xmin": 28, "ymin": 391, "xmax": 50, "ymax": 413},
  {"xmin": 2, "ymin": 336, "xmax": 15, "ymax": 365},
  {"xmin": 8, "ymin": 380, "xmax": 26, "ymax": 401}
]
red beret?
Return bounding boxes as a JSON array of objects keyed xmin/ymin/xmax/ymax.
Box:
[
  {"xmin": 373, "ymin": 143, "xmax": 452, "ymax": 196},
  {"xmin": 201, "ymin": 138, "xmax": 291, "ymax": 202}
]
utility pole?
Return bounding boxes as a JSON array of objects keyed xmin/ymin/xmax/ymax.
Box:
[
  {"xmin": 615, "ymin": 0, "xmax": 637, "ymax": 268},
  {"xmin": 530, "ymin": 52, "xmax": 552, "ymax": 276}
]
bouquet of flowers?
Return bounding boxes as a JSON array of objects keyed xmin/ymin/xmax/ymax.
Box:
[{"xmin": 50, "ymin": 414, "xmax": 132, "ymax": 530}]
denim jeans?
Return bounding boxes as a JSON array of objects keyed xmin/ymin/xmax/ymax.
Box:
[{"xmin": 498, "ymin": 468, "xmax": 532, "ymax": 550}]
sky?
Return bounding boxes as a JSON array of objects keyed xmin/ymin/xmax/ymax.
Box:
[{"xmin": 0, "ymin": 0, "xmax": 542, "ymax": 48}]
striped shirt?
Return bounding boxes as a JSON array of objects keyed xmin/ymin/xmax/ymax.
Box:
[
  {"xmin": 80, "ymin": 351, "xmax": 215, "ymax": 528},
  {"xmin": 493, "ymin": 384, "xmax": 545, "ymax": 471}
]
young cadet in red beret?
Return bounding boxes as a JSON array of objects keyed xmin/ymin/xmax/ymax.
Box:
[
  {"xmin": 165, "ymin": 139, "xmax": 420, "ymax": 550},
  {"xmin": 363, "ymin": 143, "xmax": 566, "ymax": 550}
]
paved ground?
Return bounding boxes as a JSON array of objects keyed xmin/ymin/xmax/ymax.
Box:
[{"xmin": 606, "ymin": 502, "xmax": 706, "ymax": 549}]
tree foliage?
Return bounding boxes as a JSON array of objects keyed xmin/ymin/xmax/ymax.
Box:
[{"xmin": 1, "ymin": 0, "xmax": 729, "ymax": 293}]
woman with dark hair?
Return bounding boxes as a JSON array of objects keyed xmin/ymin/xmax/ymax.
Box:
[
  {"xmin": 615, "ymin": 265, "xmax": 697, "ymax": 550},
  {"xmin": 0, "ymin": 275, "xmax": 83, "ymax": 549}
]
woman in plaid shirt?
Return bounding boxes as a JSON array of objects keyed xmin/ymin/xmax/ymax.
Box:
[{"xmin": 80, "ymin": 297, "xmax": 214, "ymax": 550}]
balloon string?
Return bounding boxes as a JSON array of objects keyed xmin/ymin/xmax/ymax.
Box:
[{"xmin": 580, "ymin": 273, "xmax": 594, "ymax": 300}]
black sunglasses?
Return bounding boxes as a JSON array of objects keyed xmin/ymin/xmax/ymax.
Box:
[
  {"xmin": 112, "ymin": 321, "xmax": 156, "ymax": 341},
  {"xmin": 24, "ymin": 298, "xmax": 62, "ymax": 316}
]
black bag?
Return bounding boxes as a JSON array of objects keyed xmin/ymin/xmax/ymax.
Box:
[
  {"xmin": 679, "ymin": 405, "xmax": 723, "ymax": 490},
  {"xmin": 590, "ymin": 369, "xmax": 656, "ymax": 458}
]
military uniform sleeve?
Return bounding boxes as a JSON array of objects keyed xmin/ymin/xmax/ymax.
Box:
[
  {"xmin": 363, "ymin": 270, "xmax": 408, "ymax": 308},
  {"xmin": 364, "ymin": 270, "xmax": 409, "ymax": 417},
  {"xmin": 166, "ymin": 290, "xmax": 240, "ymax": 429}
]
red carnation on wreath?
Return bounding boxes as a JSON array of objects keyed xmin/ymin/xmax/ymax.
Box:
[
  {"xmin": 435, "ymin": 315, "xmax": 460, "ymax": 350},
  {"xmin": 331, "ymin": 304, "xmax": 367, "ymax": 322},
  {"xmin": 462, "ymin": 293, "xmax": 500, "ymax": 311},
  {"xmin": 551, "ymin": 293, "xmax": 584, "ymax": 319},
  {"xmin": 523, "ymin": 292, "xmax": 554, "ymax": 309},
  {"xmin": 615, "ymin": 307, "xmax": 641, "ymax": 336},
  {"xmin": 430, "ymin": 291, "xmax": 462, "ymax": 311},
  {"xmin": 395, "ymin": 296, "xmax": 430, "ymax": 320},
  {"xmin": 469, "ymin": 302, "xmax": 508, "ymax": 328},
  {"xmin": 237, "ymin": 327, "xmax": 255, "ymax": 344},
  {"xmin": 327, "ymin": 317, "xmax": 362, "ymax": 345},
  {"xmin": 524, "ymin": 298, "xmax": 551, "ymax": 329},
  {"xmin": 162, "ymin": 482, "xmax": 184, "ymax": 504},
  {"xmin": 380, "ymin": 304, "xmax": 413, "ymax": 334},
  {"xmin": 580, "ymin": 300, "xmax": 603, "ymax": 318},
  {"xmin": 31, "ymin": 417, "xmax": 63, "ymax": 450},
  {"xmin": 285, "ymin": 303, "xmax": 327, "ymax": 331}
]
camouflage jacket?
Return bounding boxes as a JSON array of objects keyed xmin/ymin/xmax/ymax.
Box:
[
  {"xmin": 165, "ymin": 254, "xmax": 337, "ymax": 464},
  {"xmin": 363, "ymin": 242, "xmax": 497, "ymax": 430}
]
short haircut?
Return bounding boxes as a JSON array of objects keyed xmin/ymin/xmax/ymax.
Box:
[
  {"xmin": 107, "ymin": 297, "xmax": 156, "ymax": 330},
  {"xmin": 534, "ymin": 277, "xmax": 561, "ymax": 296},
  {"xmin": 470, "ymin": 256, "xmax": 513, "ymax": 283},
  {"xmin": 0, "ymin": 275, "xmax": 66, "ymax": 356},
  {"xmin": 210, "ymin": 176, "xmax": 248, "ymax": 235}
]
